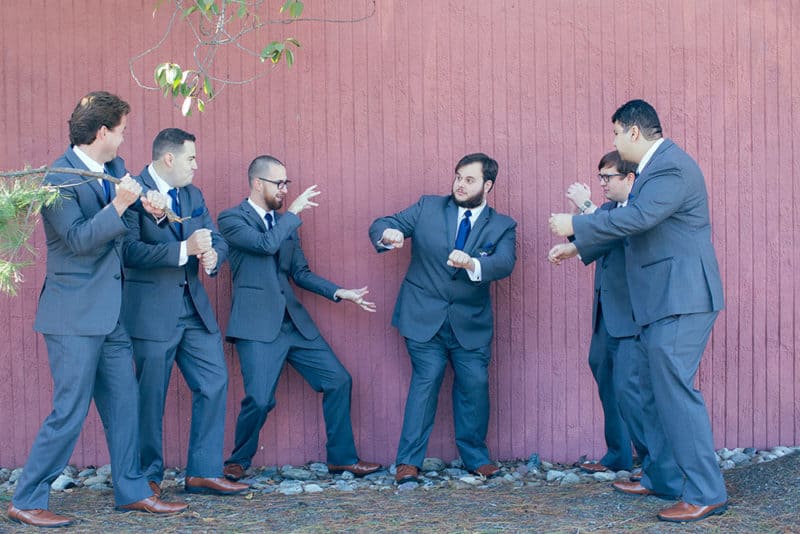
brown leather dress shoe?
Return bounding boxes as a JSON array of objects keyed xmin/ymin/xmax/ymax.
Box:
[
  {"xmin": 149, "ymin": 481, "xmax": 162, "ymax": 498},
  {"xmin": 8, "ymin": 504, "xmax": 73, "ymax": 528},
  {"xmin": 185, "ymin": 476, "xmax": 249, "ymax": 495},
  {"xmin": 223, "ymin": 463, "xmax": 246, "ymax": 481},
  {"xmin": 612, "ymin": 480, "xmax": 677, "ymax": 500},
  {"xmin": 117, "ymin": 496, "xmax": 188, "ymax": 514},
  {"xmin": 395, "ymin": 464, "xmax": 420, "ymax": 484},
  {"xmin": 579, "ymin": 462, "xmax": 609, "ymax": 474},
  {"xmin": 658, "ymin": 500, "xmax": 728, "ymax": 522},
  {"xmin": 327, "ymin": 460, "xmax": 382, "ymax": 477},
  {"xmin": 473, "ymin": 464, "xmax": 501, "ymax": 478}
]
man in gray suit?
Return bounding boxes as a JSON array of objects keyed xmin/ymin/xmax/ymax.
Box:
[
  {"xmin": 550, "ymin": 100, "xmax": 727, "ymax": 522},
  {"xmin": 219, "ymin": 155, "xmax": 380, "ymax": 480},
  {"xmin": 122, "ymin": 128, "xmax": 248, "ymax": 497},
  {"xmin": 9, "ymin": 92, "xmax": 187, "ymax": 527},
  {"xmin": 549, "ymin": 151, "xmax": 650, "ymax": 475},
  {"xmin": 369, "ymin": 153, "xmax": 517, "ymax": 484}
]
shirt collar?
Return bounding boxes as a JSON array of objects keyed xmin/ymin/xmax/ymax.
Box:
[
  {"xmin": 72, "ymin": 146, "xmax": 105, "ymax": 173},
  {"xmin": 247, "ymin": 198, "xmax": 274, "ymax": 221},
  {"xmin": 636, "ymin": 138, "xmax": 665, "ymax": 174},
  {"xmin": 147, "ymin": 164, "xmax": 173, "ymax": 194},
  {"xmin": 458, "ymin": 201, "xmax": 486, "ymax": 223}
]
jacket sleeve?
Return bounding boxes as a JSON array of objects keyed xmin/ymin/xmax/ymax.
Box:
[
  {"xmin": 288, "ymin": 233, "xmax": 340, "ymax": 301},
  {"xmin": 368, "ymin": 196, "xmax": 424, "ymax": 252},
  {"xmin": 121, "ymin": 208, "xmax": 182, "ymax": 268},
  {"xmin": 218, "ymin": 209, "xmax": 301, "ymax": 256},
  {"xmin": 476, "ymin": 220, "xmax": 516, "ymax": 282}
]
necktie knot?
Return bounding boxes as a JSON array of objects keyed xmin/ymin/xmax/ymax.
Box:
[{"xmin": 264, "ymin": 212, "xmax": 274, "ymax": 230}]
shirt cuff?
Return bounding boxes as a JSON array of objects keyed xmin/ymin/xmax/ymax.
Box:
[
  {"xmin": 467, "ymin": 258, "xmax": 482, "ymax": 281},
  {"xmin": 376, "ymin": 240, "xmax": 394, "ymax": 250},
  {"xmin": 179, "ymin": 241, "xmax": 188, "ymax": 266}
]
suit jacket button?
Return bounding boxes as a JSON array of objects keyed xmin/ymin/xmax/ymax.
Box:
[{"xmin": 113, "ymin": 274, "xmax": 121, "ymax": 280}]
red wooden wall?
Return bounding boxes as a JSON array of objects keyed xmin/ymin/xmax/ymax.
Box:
[{"xmin": 1, "ymin": 0, "xmax": 798, "ymax": 468}]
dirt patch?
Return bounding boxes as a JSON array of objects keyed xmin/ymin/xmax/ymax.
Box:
[{"xmin": 2, "ymin": 453, "xmax": 798, "ymax": 533}]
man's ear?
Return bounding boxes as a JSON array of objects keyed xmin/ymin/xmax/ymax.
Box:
[
  {"xmin": 164, "ymin": 152, "xmax": 174, "ymax": 168},
  {"xmin": 484, "ymin": 179, "xmax": 495, "ymax": 194},
  {"xmin": 629, "ymin": 125, "xmax": 641, "ymax": 142}
]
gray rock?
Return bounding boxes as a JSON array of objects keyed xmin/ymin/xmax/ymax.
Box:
[
  {"xmin": 10, "ymin": 468, "xmax": 23, "ymax": 483},
  {"xmin": 515, "ymin": 464, "xmax": 529, "ymax": 476},
  {"xmin": 459, "ymin": 475, "xmax": 483, "ymax": 486},
  {"xmin": 397, "ymin": 480, "xmax": 418, "ymax": 491},
  {"xmin": 281, "ymin": 467, "xmax": 314, "ymax": 480},
  {"xmin": 546, "ymin": 470, "xmax": 564, "ymax": 482},
  {"xmin": 731, "ymin": 452, "xmax": 750, "ymax": 465},
  {"xmin": 743, "ymin": 447, "xmax": 757, "ymax": 457},
  {"xmin": 261, "ymin": 485, "xmax": 277, "ymax": 494},
  {"xmin": 0, "ymin": 468, "xmax": 10, "ymax": 482},
  {"xmin": 424, "ymin": 471, "xmax": 439, "ymax": 478},
  {"xmin": 363, "ymin": 471, "xmax": 386, "ymax": 481},
  {"xmin": 527, "ymin": 453, "xmax": 541, "ymax": 469},
  {"xmin": 560, "ymin": 473, "xmax": 581, "ymax": 485},
  {"xmin": 309, "ymin": 463, "xmax": 329, "ymax": 476},
  {"xmin": 62, "ymin": 465, "xmax": 78, "ymax": 478},
  {"xmin": 334, "ymin": 480, "xmax": 355, "ymax": 492},
  {"xmin": 615, "ymin": 470, "xmax": 632, "ymax": 480},
  {"xmin": 511, "ymin": 471, "xmax": 523, "ymax": 480},
  {"xmin": 277, "ymin": 480, "xmax": 304, "ymax": 495},
  {"xmin": 83, "ymin": 475, "xmax": 108, "ymax": 486},
  {"xmin": 339, "ymin": 471, "xmax": 355, "ymax": 481},
  {"xmin": 444, "ymin": 468, "xmax": 468, "ymax": 477},
  {"xmin": 97, "ymin": 464, "xmax": 112, "ymax": 477},
  {"xmin": 718, "ymin": 448, "xmax": 734, "ymax": 460},
  {"xmin": 422, "ymin": 458, "xmax": 446, "ymax": 472},
  {"xmin": 773, "ymin": 446, "xmax": 793, "ymax": 457},
  {"xmin": 449, "ymin": 458, "xmax": 464, "ymax": 469},
  {"xmin": 51, "ymin": 475, "xmax": 77, "ymax": 491},
  {"xmin": 78, "ymin": 468, "xmax": 96, "ymax": 478},
  {"xmin": 761, "ymin": 453, "xmax": 778, "ymax": 461},
  {"xmin": 593, "ymin": 471, "xmax": 616, "ymax": 482},
  {"xmin": 303, "ymin": 483, "xmax": 324, "ymax": 493},
  {"xmin": 88, "ymin": 483, "xmax": 109, "ymax": 491},
  {"xmin": 163, "ymin": 468, "xmax": 179, "ymax": 480},
  {"xmin": 541, "ymin": 461, "xmax": 553, "ymax": 470},
  {"xmin": 720, "ymin": 460, "xmax": 736, "ymax": 470}
]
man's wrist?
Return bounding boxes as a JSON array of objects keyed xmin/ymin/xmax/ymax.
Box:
[{"xmin": 577, "ymin": 199, "xmax": 594, "ymax": 213}]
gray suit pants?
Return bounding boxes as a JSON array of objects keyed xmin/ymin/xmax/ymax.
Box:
[
  {"xmin": 131, "ymin": 292, "xmax": 228, "ymax": 482},
  {"xmin": 13, "ymin": 324, "xmax": 151, "ymax": 509},
  {"xmin": 396, "ymin": 320, "xmax": 492, "ymax": 471}
]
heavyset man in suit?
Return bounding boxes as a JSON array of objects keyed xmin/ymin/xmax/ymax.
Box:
[
  {"xmin": 8, "ymin": 92, "xmax": 187, "ymax": 528},
  {"xmin": 122, "ymin": 128, "xmax": 248, "ymax": 497},
  {"xmin": 548, "ymin": 151, "xmax": 651, "ymax": 476},
  {"xmin": 549, "ymin": 99, "xmax": 728, "ymax": 523},
  {"xmin": 369, "ymin": 153, "xmax": 517, "ymax": 484},
  {"xmin": 219, "ymin": 155, "xmax": 380, "ymax": 480}
]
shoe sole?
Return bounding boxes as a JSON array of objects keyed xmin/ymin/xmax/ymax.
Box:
[
  {"xmin": 612, "ymin": 485, "xmax": 679, "ymax": 501},
  {"xmin": 328, "ymin": 469, "xmax": 380, "ymax": 477},
  {"xmin": 658, "ymin": 503, "xmax": 728, "ymax": 523},
  {"xmin": 114, "ymin": 506, "xmax": 187, "ymax": 514},
  {"xmin": 185, "ymin": 486, "xmax": 248, "ymax": 495},
  {"xmin": 9, "ymin": 517, "xmax": 73, "ymax": 528}
]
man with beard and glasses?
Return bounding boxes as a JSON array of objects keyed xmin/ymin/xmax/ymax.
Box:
[
  {"xmin": 218, "ymin": 155, "xmax": 381, "ymax": 480},
  {"xmin": 369, "ymin": 153, "xmax": 517, "ymax": 484}
]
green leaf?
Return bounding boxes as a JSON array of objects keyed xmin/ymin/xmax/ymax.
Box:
[
  {"xmin": 210, "ymin": 2, "xmax": 219, "ymax": 15},
  {"xmin": 289, "ymin": 1, "xmax": 303, "ymax": 18},
  {"xmin": 181, "ymin": 96, "xmax": 193, "ymax": 116},
  {"xmin": 285, "ymin": 49, "xmax": 294, "ymax": 67},
  {"xmin": 237, "ymin": 3, "xmax": 247, "ymax": 18},
  {"xmin": 280, "ymin": 0, "xmax": 292, "ymax": 13},
  {"xmin": 285, "ymin": 37, "xmax": 301, "ymax": 48},
  {"xmin": 197, "ymin": 99, "xmax": 206, "ymax": 112},
  {"xmin": 203, "ymin": 76, "xmax": 213, "ymax": 97},
  {"xmin": 183, "ymin": 5, "xmax": 198, "ymax": 17}
]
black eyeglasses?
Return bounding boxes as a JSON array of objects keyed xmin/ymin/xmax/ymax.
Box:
[
  {"xmin": 597, "ymin": 173, "xmax": 627, "ymax": 184},
  {"xmin": 256, "ymin": 177, "xmax": 292, "ymax": 189}
]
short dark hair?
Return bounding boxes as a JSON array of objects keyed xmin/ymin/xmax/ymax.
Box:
[
  {"xmin": 68, "ymin": 91, "xmax": 131, "ymax": 146},
  {"xmin": 152, "ymin": 128, "xmax": 196, "ymax": 160},
  {"xmin": 455, "ymin": 153, "xmax": 498, "ymax": 184},
  {"xmin": 611, "ymin": 99, "xmax": 663, "ymax": 141},
  {"xmin": 248, "ymin": 155, "xmax": 285, "ymax": 187},
  {"xmin": 598, "ymin": 150, "xmax": 637, "ymax": 175}
]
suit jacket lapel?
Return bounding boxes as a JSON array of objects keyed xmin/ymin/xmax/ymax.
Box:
[
  {"xmin": 463, "ymin": 206, "xmax": 491, "ymax": 252},
  {"xmin": 141, "ymin": 167, "xmax": 182, "ymax": 240},
  {"xmin": 445, "ymin": 198, "xmax": 458, "ymax": 248}
]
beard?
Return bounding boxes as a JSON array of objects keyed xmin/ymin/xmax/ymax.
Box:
[
  {"xmin": 452, "ymin": 189, "xmax": 485, "ymax": 209},
  {"xmin": 265, "ymin": 194, "xmax": 284, "ymax": 211}
]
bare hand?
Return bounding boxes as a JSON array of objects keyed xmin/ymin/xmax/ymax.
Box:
[
  {"xmin": 141, "ymin": 190, "xmax": 167, "ymax": 219},
  {"xmin": 549, "ymin": 213, "xmax": 575, "ymax": 237},
  {"xmin": 334, "ymin": 286, "xmax": 377, "ymax": 312},
  {"xmin": 380, "ymin": 228, "xmax": 404, "ymax": 249},
  {"xmin": 566, "ymin": 182, "xmax": 591, "ymax": 211},
  {"xmin": 447, "ymin": 249, "xmax": 475, "ymax": 271},
  {"xmin": 111, "ymin": 174, "xmax": 141, "ymax": 215},
  {"xmin": 287, "ymin": 185, "xmax": 321, "ymax": 215},
  {"xmin": 547, "ymin": 243, "xmax": 579, "ymax": 265},
  {"xmin": 186, "ymin": 228, "xmax": 212, "ymax": 256},
  {"xmin": 199, "ymin": 248, "xmax": 218, "ymax": 271}
]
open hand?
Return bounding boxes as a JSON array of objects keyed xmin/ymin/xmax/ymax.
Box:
[{"xmin": 334, "ymin": 286, "xmax": 377, "ymax": 312}]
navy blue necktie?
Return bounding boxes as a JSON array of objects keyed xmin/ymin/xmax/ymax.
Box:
[
  {"xmin": 168, "ymin": 188, "xmax": 183, "ymax": 236},
  {"xmin": 102, "ymin": 166, "xmax": 112, "ymax": 203},
  {"xmin": 264, "ymin": 212, "xmax": 274, "ymax": 230},
  {"xmin": 454, "ymin": 210, "xmax": 472, "ymax": 250}
]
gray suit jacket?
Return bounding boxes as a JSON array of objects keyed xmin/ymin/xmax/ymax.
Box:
[
  {"xmin": 573, "ymin": 139, "xmax": 724, "ymax": 326},
  {"xmin": 218, "ymin": 199, "xmax": 340, "ymax": 343},
  {"xmin": 34, "ymin": 148, "xmax": 129, "ymax": 335},
  {"xmin": 121, "ymin": 167, "xmax": 227, "ymax": 341},
  {"xmin": 369, "ymin": 195, "xmax": 517, "ymax": 350},
  {"xmin": 577, "ymin": 202, "xmax": 639, "ymax": 338}
]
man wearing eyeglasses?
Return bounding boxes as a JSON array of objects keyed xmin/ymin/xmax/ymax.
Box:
[
  {"xmin": 122, "ymin": 128, "xmax": 248, "ymax": 497},
  {"xmin": 369, "ymin": 153, "xmax": 517, "ymax": 484},
  {"xmin": 549, "ymin": 100, "xmax": 727, "ymax": 523},
  {"xmin": 548, "ymin": 151, "xmax": 666, "ymax": 483},
  {"xmin": 218, "ymin": 155, "xmax": 381, "ymax": 479}
]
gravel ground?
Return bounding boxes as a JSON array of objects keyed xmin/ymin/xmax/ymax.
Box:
[{"xmin": 1, "ymin": 451, "xmax": 798, "ymax": 533}]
